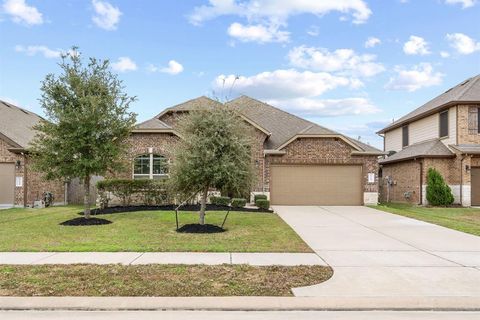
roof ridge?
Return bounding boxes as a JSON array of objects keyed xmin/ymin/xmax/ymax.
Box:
[
  {"xmin": 153, "ymin": 95, "xmax": 223, "ymax": 119},
  {"xmin": 457, "ymin": 74, "xmax": 480, "ymax": 100}
]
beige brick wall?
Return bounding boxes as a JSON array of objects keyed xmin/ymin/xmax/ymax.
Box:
[
  {"xmin": 265, "ymin": 137, "xmax": 379, "ymax": 194},
  {"xmin": 0, "ymin": 137, "xmax": 65, "ymax": 207}
]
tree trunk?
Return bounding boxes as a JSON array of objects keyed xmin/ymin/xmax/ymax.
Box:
[
  {"xmin": 199, "ymin": 187, "xmax": 208, "ymax": 225},
  {"xmin": 83, "ymin": 175, "xmax": 91, "ymax": 219}
]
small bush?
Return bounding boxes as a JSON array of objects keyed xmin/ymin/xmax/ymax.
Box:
[
  {"xmin": 231, "ymin": 198, "xmax": 247, "ymax": 208},
  {"xmin": 211, "ymin": 196, "xmax": 231, "ymax": 206},
  {"xmin": 254, "ymin": 194, "xmax": 267, "ymax": 203},
  {"xmin": 426, "ymin": 168, "xmax": 454, "ymax": 206},
  {"xmin": 255, "ymin": 199, "xmax": 270, "ymax": 210}
]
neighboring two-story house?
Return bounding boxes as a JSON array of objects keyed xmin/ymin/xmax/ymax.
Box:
[{"xmin": 377, "ymin": 75, "xmax": 480, "ymax": 206}]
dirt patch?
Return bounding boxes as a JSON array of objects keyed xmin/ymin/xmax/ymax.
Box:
[
  {"xmin": 82, "ymin": 204, "xmax": 273, "ymax": 216},
  {"xmin": 176, "ymin": 224, "xmax": 226, "ymax": 234},
  {"xmin": 60, "ymin": 217, "xmax": 112, "ymax": 226}
]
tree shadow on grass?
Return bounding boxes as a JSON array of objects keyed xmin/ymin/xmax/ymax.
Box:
[
  {"xmin": 176, "ymin": 224, "xmax": 226, "ymax": 234},
  {"xmin": 60, "ymin": 217, "xmax": 112, "ymax": 226}
]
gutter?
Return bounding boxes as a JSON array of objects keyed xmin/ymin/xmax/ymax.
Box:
[
  {"xmin": 379, "ymin": 154, "xmax": 455, "ymax": 165},
  {"xmin": 263, "ymin": 150, "xmax": 286, "ymax": 155}
]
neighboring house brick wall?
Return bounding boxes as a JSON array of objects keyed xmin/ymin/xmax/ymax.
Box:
[
  {"xmin": 379, "ymin": 160, "xmax": 421, "ymax": 204},
  {"xmin": 457, "ymin": 104, "xmax": 480, "ymax": 145},
  {"xmin": 265, "ymin": 137, "xmax": 379, "ymax": 198}
]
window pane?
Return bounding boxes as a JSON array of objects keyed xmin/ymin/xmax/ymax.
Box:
[
  {"xmin": 439, "ymin": 111, "xmax": 448, "ymax": 137},
  {"xmin": 152, "ymin": 155, "xmax": 168, "ymax": 175},
  {"xmin": 133, "ymin": 155, "xmax": 150, "ymax": 175},
  {"xmin": 402, "ymin": 126, "xmax": 408, "ymax": 147}
]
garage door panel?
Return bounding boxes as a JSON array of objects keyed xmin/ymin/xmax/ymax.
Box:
[
  {"xmin": 0, "ymin": 163, "xmax": 15, "ymax": 205},
  {"xmin": 471, "ymin": 167, "xmax": 480, "ymax": 206},
  {"xmin": 270, "ymin": 165, "xmax": 362, "ymax": 206}
]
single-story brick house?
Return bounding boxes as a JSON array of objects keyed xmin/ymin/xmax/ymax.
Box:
[
  {"xmin": 0, "ymin": 100, "xmax": 65, "ymax": 208},
  {"xmin": 377, "ymin": 74, "xmax": 480, "ymax": 206},
  {"xmin": 122, "ymin": 95, "xmax": 383, "ymax": 206}
]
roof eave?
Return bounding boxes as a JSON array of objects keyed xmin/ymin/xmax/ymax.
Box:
[
  {"xmin": 351, "ymin": 151, "xmax": 387, "ymax": 156},
  {"xmin": 379, "ymin": 154, "xmax": 455, "ymax": 165},
  {"xmin": 131, "ymin": 129, "xmax": 179, "ymax": 135},
  {"xmin": 276, "ymin": 134, "xmax": 364, "ymax": 152}
]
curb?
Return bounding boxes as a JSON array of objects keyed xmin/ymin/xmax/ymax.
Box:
[{"xmin": 1, "ymin": 296, "xmax": 480, "ymax": 311}]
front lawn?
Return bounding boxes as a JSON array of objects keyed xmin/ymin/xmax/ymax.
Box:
[
  {"xmin": 0, "ymin": 206, "xmax": 311, "ymax": 252},
  {"xmin": 0, "ymin": 264, "xmax": 332, "ymax": 296},
  {"xmin": 373, "ymin": 203, "xmax": 480, "ymax": 236}
]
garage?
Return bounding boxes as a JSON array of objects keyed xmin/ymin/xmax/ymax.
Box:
[
  {"xmin": 0, "ymin": 163, "xmax": 15, "ymax": 206},
  {"xmin": 270, "ymin": 165, "xmax": 363, "ymax": 206},
  {"xmin": 471, "ymin": 167, "xmax": 480, "ymax": 206}
]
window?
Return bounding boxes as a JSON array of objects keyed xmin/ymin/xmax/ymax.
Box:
[
  {"xmin": 133, "ymin": 154, "xmax": 168, "ymax": 179},
  {"xmin": 439, "ymin": 110, "xmax": 449, "ymax": 138},
  {"xmin": 402, "ymin": 125, "xmax": 409, "ymax": 147},
  {"xmin": 467, "ymin": 106, "xmax": 480, "ymax": 134}
]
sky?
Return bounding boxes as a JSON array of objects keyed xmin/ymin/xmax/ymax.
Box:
[{"xmin": 0, "ymin": 0, "xmax": 479, "ymax": 149}]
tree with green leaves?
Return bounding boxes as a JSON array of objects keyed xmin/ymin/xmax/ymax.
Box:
[
  {"xmin": 170, "ymin": 106, "xmax": 255, "ymax": 225},
  {"xmin": 426, "ymin": 167, "xmax": 454, "ymax": 206},
  {"xmin": 30, "ymin": 48, "xmax": 137, "ymax": 218}
]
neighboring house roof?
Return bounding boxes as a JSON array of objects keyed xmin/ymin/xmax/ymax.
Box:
[
  {"xmin": 450, "ymin": 144, "xmax": 480, "ymax": 155},
  {"xmin": 144, "ymin": 95, "xmax": 383, "ymax": 155},
  {"xmin": 379, "ymin": 139, "xmax": 454, "ymax": 164},
  {"xmin": 378, "ymin": 74, "xmax": 480, "ymax": 134},
  {"xmin": 0, "ymin": 100, "xmax": 43, "ymax": 149}
]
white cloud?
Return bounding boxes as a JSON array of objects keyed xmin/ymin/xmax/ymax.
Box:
[
  {"xmin": 227, "ymin": 22, "xmax": 289, "ymax": 43},
  {"xmin": 306, "ymin": 25, "xmax": 319, "ymax": 37},
  {"xmin": 214, "ymin": 70, "xmax": 358, "ymax": 100},
  {"xmin": 149, "ymin": 60, "xmax": 184, "ymax": 75},
  {"xmin": 188, "ymin": 0, "xmax": 372, "ymax": 25},
  {"xmin": 91, "ymin": 0, "xmax": 122, "ymax": 30},
  {"xmin": 15, "ymin": 45, "xmax": 62, "ymax": 58},
  {"xmin": 2, "ymin": 0, "xmax": 43, "ymax": 25},
  {"xmin": 446, "ymin": 33, "xmax": 480, "ymax": 54},
  {"xmin": 385, "ymin": 63, "xmax": 444, "ymax": 92},
  {"xmin": 364, "ymin": 37, "xmax": 381, "ymax": 48},
  {"xmin": 445, "ymin": 0, "xmax": 476, "ymax": 8},
  {"xmin": 111, "ymin": 57, "xmax": 137, "ymax": 72},
  {"xmin": 403, "ymin": 35, "xmax": 431, "ymax": 55},
  {"xmin": 266, "ymin": 97, "xmax": 380, "ymax": 117},
  {"xmin": 287, "ymin": 46, "xmax": 385, "ymax": 78},
  {"xmin": 440, "ymin": 51, "xmax": 450, "ymax": 58}
]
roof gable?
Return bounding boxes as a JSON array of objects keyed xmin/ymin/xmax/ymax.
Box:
[
  {"xmin": 0, "ymin": 100, "xmax": 43, "ymax": 148},
  {"xmin": 379, "ymin": 74, "xmax": 480, "ymax": 134}
]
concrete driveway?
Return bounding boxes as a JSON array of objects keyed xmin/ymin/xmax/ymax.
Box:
[{"xmin": 274, "ymin": 206, "xmax": 480, "ymax": 297}]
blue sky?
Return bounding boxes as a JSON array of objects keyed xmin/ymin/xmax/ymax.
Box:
[{"xmin": 1, "ymin": 0, "xmax": 479, "ymax": 148}]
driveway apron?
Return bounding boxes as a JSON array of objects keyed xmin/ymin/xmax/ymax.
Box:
[{"xmin": 274, "ymin": 205, "xmax": 480, "ymax": 297}]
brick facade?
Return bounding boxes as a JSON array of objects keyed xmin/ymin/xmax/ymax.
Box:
[
  {"xmin": 0, "ymin": 137, "xmax": 65, "ymax": 207},
  {"xmin": 457, "ymin": 104, "xmax": 480, "ymax": 145}
]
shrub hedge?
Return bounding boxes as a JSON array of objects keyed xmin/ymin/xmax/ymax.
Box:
[
  {"xmin": 210, "ymin": 196, "xmax": 231, "ymax": 206},
  {"xmin": 255, "ymin": 199, "xmax": 270, "ymax": 210},
  {"xmin": 231, "ymin": 198, "xmax": 247, "ymax": 208},
  {"xmin": 254, "ymin": 194, "xmax": 267, "ymax": 202},
  {"xmin": 426, "ymin": 168, "xmax": 454, "ymax": 206},
  {"xmin": 97, "ymin": 179, "xmax": 171, "ymax": 207}
]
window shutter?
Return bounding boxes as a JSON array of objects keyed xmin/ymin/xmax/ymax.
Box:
[{"xmin": 468, "ymin": 106, "xmax": 478, "ymax": 134}]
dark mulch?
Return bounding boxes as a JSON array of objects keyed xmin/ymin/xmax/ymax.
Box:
[
  {"xmin": 81, "ymin": 204, "xmax": 273, "ymax": 216},
  {"xmin": 176, "ymin": 223, "xmax": 226, "ymax": 234},
  {"xmin": 60, "ymin": 217, "xmax": 112, "ymax": 226}
]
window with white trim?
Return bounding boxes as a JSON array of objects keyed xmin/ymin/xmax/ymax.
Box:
[{"xmin": 133, "ymin": 154, "xmax": 169, "ymax": 179}]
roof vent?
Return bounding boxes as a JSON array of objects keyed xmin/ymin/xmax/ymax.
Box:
[
  {"xmin": 460, "ymin": 79, "xmax": 470, "ymax": 86},
  {"xmin": 19, "ymin": 109, "xmax": 29, "ymax": 115}
]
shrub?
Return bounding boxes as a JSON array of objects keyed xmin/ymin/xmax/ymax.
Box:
[
  {"xmin": 255, "ymin": 199, "xmax": 270, "ymax": 210},
  {"xmin": 97, "ymin": 179, "xmax": 171, "ymax": 206},
  {"xmin": 211, "ymin": 196, "xmax": 231, "ymax": 206},
  {"xmin": 426, "ymin": 168, "xmax": 454, "ymax": 206},
  {"xmin": 254, "ymin": 194, "xmax": 267, "ymax": 203},
  {"xmin": 231, "ymin": 198, "xmax": 247, "ymax": 208}
]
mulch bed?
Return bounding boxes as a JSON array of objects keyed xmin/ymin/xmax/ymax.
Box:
[
  {"xmin": 81, "ymin": 204, "xmax": 273, "ymax": 216},
  {"xmin": 176, "ymin": 223, "xmax": 226, "ymax": 234},
  {"xmin": 60, "ymin": 217, "xmax": 112, "ymax": 226}
]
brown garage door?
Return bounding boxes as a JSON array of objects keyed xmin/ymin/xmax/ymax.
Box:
[
  {"xmin": 471, "ymin": 167, "xmax": 480, "ymax": 206},
  {"xmin": 270, "ymin": 165, "xmax": 363, "ymax": 205},
  {"xmin": 0, "ymin": 163, "xmax": 15, "ymax": 206}
]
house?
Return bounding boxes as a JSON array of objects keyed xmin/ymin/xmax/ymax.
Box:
[
  {"xmin": 123, "ymin": 95, "xmax": 383, "ymax": 206},
  {"xmin": 377, "ymin": 74, "xmax": 480, "ymax": 206},
  {"xmin": 0, "ymin": 100, "xmax": 65, "ymax": 208}
]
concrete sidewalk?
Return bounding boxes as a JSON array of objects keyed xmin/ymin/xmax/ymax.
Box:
[{"xmin": 0, "ymin": 252, "xmax": 327, "ymax": 266}]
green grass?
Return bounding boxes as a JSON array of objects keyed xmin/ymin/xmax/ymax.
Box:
[
  {"xmin": 0, "ymin": 264, "xmax": 332, "ymax": 296},
  {"xmin": 373, "ymin": 203, "xmax": 480, "ymax": 236},
  {"xmin": 0, "ymin": 206, "xmax": 311, "ymax": 252}
]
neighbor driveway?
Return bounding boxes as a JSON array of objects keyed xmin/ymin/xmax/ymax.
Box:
[{"xmin": 274, "ymin": 206, "xmax": 480, "ymax": 297}]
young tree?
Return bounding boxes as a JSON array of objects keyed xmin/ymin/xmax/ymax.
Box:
[
  {"xmin": 170, "ymin": 106, "xmax": 255, "ymax": 225},
  {"xmin": 30, "ymin": 48, "xmax": 137, "ymax": 218},
  {"xmin": 426, "ymin": 167, "xmax": 454, "ymax": 206}
]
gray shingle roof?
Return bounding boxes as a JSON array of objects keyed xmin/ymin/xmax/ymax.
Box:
[
  {"xmin": 0, "ymin": 100, "xmax": 43, "ymax": 148},
  {"xmin": 135, "ymin": 118, "xmax": 172, "ymax": 130},
  {"xmin": 155, "ymin": 96, "xmax": 224, "ymax": 117},
  {"xmin": 378, "ymin": 74, "xmax": 480, "ymax": 134},
  {"xmin": 379, "ymin": 139, "xmax": 454, "ymax": 164},
  {"xmin": 450, "ymin": 144, "xmax": 480, "ymax": 154}
]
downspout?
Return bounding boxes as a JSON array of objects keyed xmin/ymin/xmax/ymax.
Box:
[
  {"xmin": 460, "ymin": 155, "xmax": 464, "ymax": 206},
  {"xmin": 23, "ymin": 154, "xmax": 27, "ymax": 207},
  {"xmin": 418, "ymin": 159, "xmax": 423, "ymax": 205}
]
